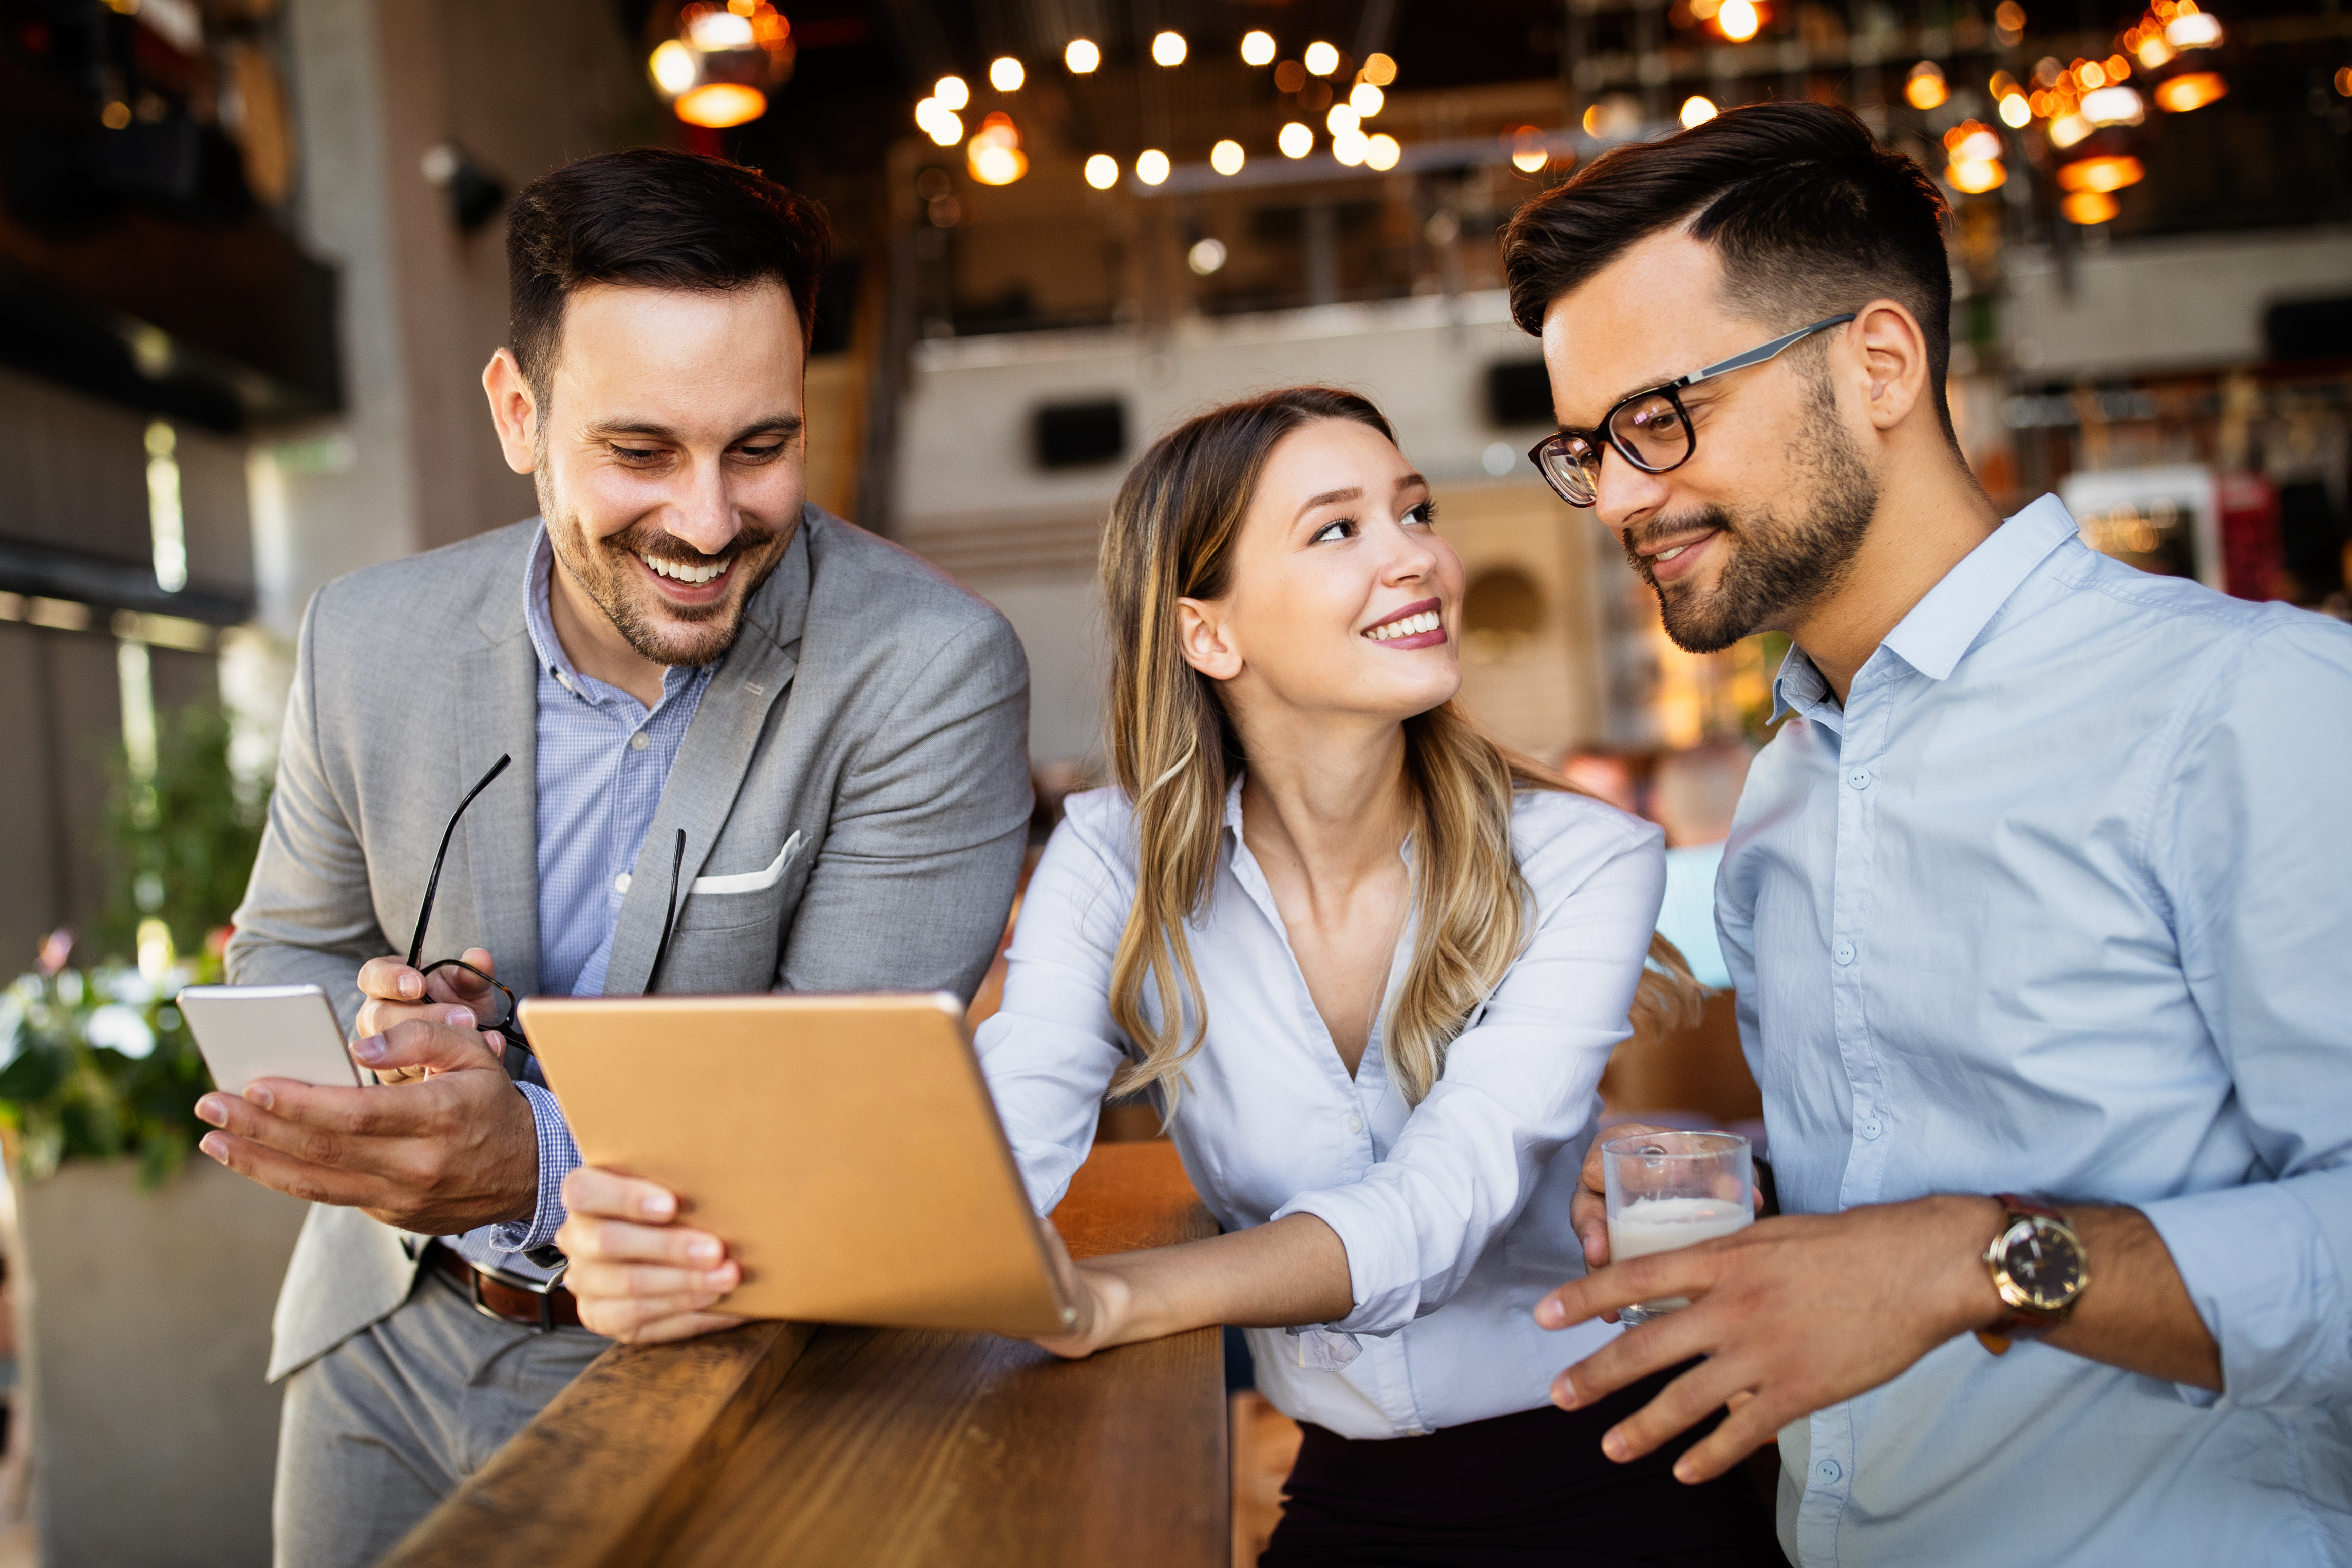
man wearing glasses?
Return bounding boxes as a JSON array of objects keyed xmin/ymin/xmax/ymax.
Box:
[
  {"xmin": 1502, "ymin": 103, "xmax": 2352, "ymax": 1563},
  {"xmin": 202, "ymin": 150, "xmax": 1032, "ymax": 1568}
]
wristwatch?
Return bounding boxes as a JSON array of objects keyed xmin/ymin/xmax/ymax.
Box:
[{"xmin": 1975, "ymin": 1194, "xmax": 2089, "ymax": 1356}]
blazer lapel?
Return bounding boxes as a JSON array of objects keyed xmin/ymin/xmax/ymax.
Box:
[
  {"xmin": 601, "ymin": 516, "xmax": 812, "ymax": 996},
  {"xmin": 449, "ymin": 533, "xmax": 544, "ymax": 998}
]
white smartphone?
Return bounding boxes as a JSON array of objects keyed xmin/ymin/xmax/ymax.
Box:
[{"xmin": 178, "ymin": 984, "xmax": 365, "ymax": 1094}]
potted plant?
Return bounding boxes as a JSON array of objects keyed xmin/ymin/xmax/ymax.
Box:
[{"xmin": 0, "ymin": 703, "xmax": 300, "ymax": 1568}]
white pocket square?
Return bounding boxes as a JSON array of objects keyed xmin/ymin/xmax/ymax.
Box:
[
  {"xmin": 620, "ymin": 833, "xmax": 803, "ymax": 898},
  {"xmin": 692, "ymin": 832, "xmax": 803, "ymax": 895}
]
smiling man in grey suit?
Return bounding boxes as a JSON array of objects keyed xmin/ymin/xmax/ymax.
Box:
[{"xmin": 198, "ymin": 149, "xmax": 1031, "ymax": 1568}]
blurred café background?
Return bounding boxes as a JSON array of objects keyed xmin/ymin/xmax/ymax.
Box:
[{"xmin": 0, "ymin": 0, "xmax": 2345, "ymax": 1562}]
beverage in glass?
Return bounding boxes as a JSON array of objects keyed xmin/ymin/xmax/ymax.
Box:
[{"xmin": 1602, "ymin": 1130, "xmax": 1753, "ymax": 1325}]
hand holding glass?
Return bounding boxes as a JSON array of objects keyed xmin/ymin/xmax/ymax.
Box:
[{"xmin": 1602, "ymin": 1130, "xmax": 1754, "ymax": 1324}]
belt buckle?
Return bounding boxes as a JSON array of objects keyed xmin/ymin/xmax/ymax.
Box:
[{"xmin": 459, "ymin": 1252, "xmax": 566, "ymax": 1334}]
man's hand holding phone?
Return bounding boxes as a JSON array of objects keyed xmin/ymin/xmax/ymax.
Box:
[{"xmin": 193, "ymin": 947, "xmax": 540, "ymax": 1237}]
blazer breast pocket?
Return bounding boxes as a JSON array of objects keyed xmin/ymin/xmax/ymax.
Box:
[{"xmin": 670, "ymin": 831, "xmax": 804, "ymax": 937}]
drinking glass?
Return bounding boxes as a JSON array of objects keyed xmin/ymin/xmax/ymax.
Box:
[{"xmin": 1602, "ymin": 1130, "xmax": 1754, "ymax": 1325}]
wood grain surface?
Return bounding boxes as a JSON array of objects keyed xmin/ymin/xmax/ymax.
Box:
[{"xmin": 378, "ymin": 1140, "xmax": 1225, "ymax": 1568}]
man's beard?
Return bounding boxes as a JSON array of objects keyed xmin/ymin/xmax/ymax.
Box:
[
  {"xmin": 541, "ymin": 484, "xmax": 787, "ymax": 668},
  {"xmin": 1626, "ymin": 387, "xmax": 1879, "ymax": 655}
]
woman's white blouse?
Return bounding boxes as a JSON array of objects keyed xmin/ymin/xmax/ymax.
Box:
[{"xmin": 973, "ymin": 778, "xmax": 1664, "ymax": 1439}]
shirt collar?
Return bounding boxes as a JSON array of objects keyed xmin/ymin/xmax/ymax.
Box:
[
  {"xmin": 522, "ymin": 526, "xmax": 710, "ymax": 709},
  {"xmin": 1770, "ymin": 492, "xmax": 2079, "ymax": 722},
  {"xmin": 1878, "ymin": 493, "xmax": 2079, "ymax": 681}
]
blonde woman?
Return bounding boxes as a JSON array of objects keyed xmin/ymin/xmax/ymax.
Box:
[
  {"xmin": 980, "ymin": 389, "xmax": 1768, "ymax": 1563},
  {"xmin": 556, "ymin": 389, "xmax": 1775, "ymax": 1562}
]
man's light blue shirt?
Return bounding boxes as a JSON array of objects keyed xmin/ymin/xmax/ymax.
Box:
[
  {"xmin": 451, "ymin": 528, "xmax": 714, "ymax": 1275},
  {"xmin": 1719, "ymin": 494, "xmax": 2352, "ymax": 1565}
]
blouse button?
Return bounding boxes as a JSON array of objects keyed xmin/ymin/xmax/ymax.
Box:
[{"xmin": 1345, "ymin": 1113, "xmax": 1364, "ymax": 1135}]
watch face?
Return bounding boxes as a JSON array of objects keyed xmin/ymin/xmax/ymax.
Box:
[{"xmin": 2001, "ymin": 1217, "xmax": 2086, "ymax": 1311}]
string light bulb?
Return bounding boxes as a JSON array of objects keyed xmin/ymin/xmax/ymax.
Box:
[
  {"xmin": 1242, "ymin": 31, "xmax": 1277, "ymax": 65},
  {"xmin": 967, "ymin": 113, "xmax": 1027, "ymax": 184},
  {"xmin": 1362, "ymin": 53, "xmax": 1397, "ymax": 85},
  {"xmin": 1717, "ymin": 0, "xmax": 1761, "ymax": 41},
  {"xmin": 1136, "ymin": 148, "xmax": 1171, "ymax": 184},
  {"xmin": 1905, "ymin": 61, "xmax": 1948, "ymax": 109},
  {"xmin": 1084, "ymin": 153, "xmax": 1118, "ymax": 188},
  {"xmin": 1681, "ymin": 95, "xmax": 1718, "ymax": 128},
  {"xmin": 990, "ymin": 57, "xmax": 1024, "ymax": 91},
  {"xmin": 1364, "ymin": 133, "xmax": 1401, "ymax": 170},
  {"xmin": 2154, "ymin": 71, "xmax": 2227, "ymax": 111},
  {"xmin": 1151, "ymin": 31, "xmax": 1187, "ymax": 66},
  {"xmin": 1304, "ymin": 41, "xmax": 1340, "ymax": 75},
  {"xmin": 1278, "ymin": 121, "xmax": 1313, "ymax": 158},
  {"xmin": 1351, "ymin": 82, "xmax": 1384, "ymax": 116},
  {"xmin": 1211, "ymin": 139, "xmax": 1246, "ymax": 175},
  {"xmin": 1065, "ymin": 38, "xmax": 1100, "ymax": 73}
]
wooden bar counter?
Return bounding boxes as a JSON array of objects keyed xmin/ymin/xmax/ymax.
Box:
[{"xmin": 378, "ymin": 1141, "xmax": 1227, "ymax": 1568}]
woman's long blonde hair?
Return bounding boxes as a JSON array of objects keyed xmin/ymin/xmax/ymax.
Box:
[{"xmin": 1101, "ymin": 387, "xmax": 1701, "ymax": 1113}]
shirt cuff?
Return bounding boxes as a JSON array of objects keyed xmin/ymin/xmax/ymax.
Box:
[
  {"xmin": 1272, "ymin": 1184, "xmax": 1417, "ymax": 1336},
  {"xmin": 2137, "ymin": 1169, "xmax": 2352, "ymax": 1409},
  {"xmin": 487, "ymin": 1080, "xmax": 581, "ymax": 1256}
]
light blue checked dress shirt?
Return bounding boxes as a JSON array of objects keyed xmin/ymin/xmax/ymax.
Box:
[
  {"xmin": 451, "ymin": 529, "xmax": 716, "ymax": 1277},
  {"xmin": 1722, "ymin": 494, "xmax": 2352, "ymax": 1565}
]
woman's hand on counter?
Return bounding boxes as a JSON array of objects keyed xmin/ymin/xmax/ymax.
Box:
[{"xmin": 556, "ymin": 1165, "xmax": 748, "ymax": 1343}]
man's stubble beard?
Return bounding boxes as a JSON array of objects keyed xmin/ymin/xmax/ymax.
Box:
[
  {"xmin": 1632, "ymin": 375, "xmax": 1880, "ymax": 655},
  {"xmin": 535, "ymin": 466, "xmax": 790, "ymax": 669}
]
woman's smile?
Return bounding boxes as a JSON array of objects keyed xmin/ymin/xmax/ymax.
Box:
[{"xmin": 1362, "ymin": 597, "xmax": 1447, "ymax": 648}]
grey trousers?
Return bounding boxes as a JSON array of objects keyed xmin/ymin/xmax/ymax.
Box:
[{"xmin": 272, "ymin": 1268, "xmax": 608, "ymax": 1568}]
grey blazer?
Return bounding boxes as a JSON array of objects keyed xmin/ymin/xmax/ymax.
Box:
[{"xmin": 227, "ymin": 508, "xmax": 1032, "ymax": 1379}]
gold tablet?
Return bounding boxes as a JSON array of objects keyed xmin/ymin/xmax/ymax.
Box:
[{"xmin": 518, "ymin": 992, "xmax": 1075, "ymax": 1338}]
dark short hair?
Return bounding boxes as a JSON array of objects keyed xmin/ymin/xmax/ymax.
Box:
[
  {"xmin": 1501, "ymin": 102, "xmax": 1955, "ymax": 434},
  {"xmin": 505, "ymin": 148, "xmax": 831, "ymax": 404}
]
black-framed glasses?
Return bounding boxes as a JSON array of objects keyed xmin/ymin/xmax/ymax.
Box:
[
  {"xmin": 1526, "ymin": 312, "xmax": 1859, "ymax": 508},
  {"xmin": 409, "ymin": 755, "xmax": 533, "ymax": 1054},
  {"xmin": 409, "ymin": 757, "xmax": 691, "ymax": 1057}
]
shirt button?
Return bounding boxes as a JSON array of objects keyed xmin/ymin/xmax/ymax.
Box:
[
  {"xmin": 1847, "ymin": 767, "xmax": 1872, "ymax": 790},
  {"xmin": 1815, "ymin": 1458, "xmax": 1843, "ymax": 1485},
  {"xmin": 613, "ymin": 873, "xmax": 630, "ymax": 894},
  {"xmin": 630, "ymin": 733, "xmax": 650, "ymax": 751},
  {"xmin": 1346, "ymin": 1113, "xmax": 1364, "ymax": 1135},
  {"xmin": 1834, "ymin": 940, "xmax": 1856, "ymax": 966},
  {"xmin": 1860, "ymin": 1117, "xmax": 1884, "ymax": 1140}
]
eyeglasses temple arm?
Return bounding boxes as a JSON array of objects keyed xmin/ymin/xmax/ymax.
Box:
[
  {"xmin": 405, "ymin": 753, "xmax": 513, "ymax": 971},
  {"xmin": 649, "ymin": 829, "xmax": 686, "ymax": 992},
  {"xmin": 1681, "ymin": 313, "xmax": 1859, "ymax": 389}
]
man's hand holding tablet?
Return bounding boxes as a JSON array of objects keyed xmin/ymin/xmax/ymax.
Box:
[{"xmin": 556, "ymin": 1168, "xmax": 746, "ymax": 1344}]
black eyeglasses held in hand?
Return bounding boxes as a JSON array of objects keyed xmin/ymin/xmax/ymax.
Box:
[
  {"xmin": 409, "ymin": 757, "xmax": 691, "ymax": 1058},
  {"xmin": 408, "ymin": 754, "xmax": 534, "ymax": 1054},
  {"xmin": 1526, "ymin": 312, "xmax": 1858, "ymax": 509}
]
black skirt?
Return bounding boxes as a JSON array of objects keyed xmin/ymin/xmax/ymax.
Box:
[{"xmin": 1260, "ymin": 1368, "xmax": 1784, "ymax": 1568}]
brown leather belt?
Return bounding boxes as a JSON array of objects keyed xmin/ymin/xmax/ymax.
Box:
[{"xmin": 425, "ymin": 1241, "xmax": 583, "ymax": 1332}]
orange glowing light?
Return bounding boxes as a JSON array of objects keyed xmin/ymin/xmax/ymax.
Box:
[
  {"xmin": 1948, "ymin": 157, "xmax": 2006, "ymax": 193},
  {"xmin": 2057, "ymin": 154, "xmax": 2144, "ymax": 193},
  {"xmin": 1717, "ymin": 0, "xmax": 1762, "ymax": 41},
  {"xmin": 2154, "ymin": 71, "xmax": 2227, "ymax": 111},
  {"xmin": 1905, "ymin": 62, "xmax": 1949, "ymax": 110},
  {"xmin": 675, "ymin": 82, "xmax": 767, "ymax": 127},
  {"xmin": 2061, "ymin": 190, "xmax": 2119, "ymax": 224}
]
